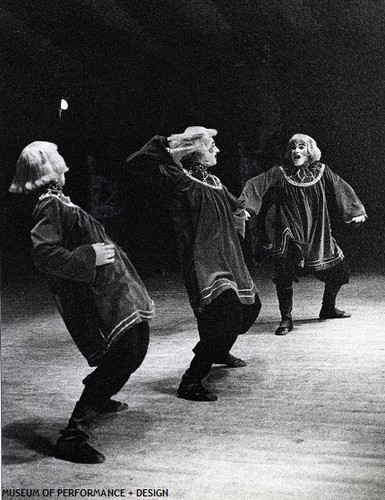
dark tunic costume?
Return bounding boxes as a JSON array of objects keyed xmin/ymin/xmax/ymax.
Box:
[
  {"xmin": 127, "ymin": 136, "xmax": 258, "ymax": 312},
  {"xmin": 127, "ymin": 136, "xmax": 261, "ymax": 385},
  {"xmin": 241, "ymin": 162, "xmax": 366, "ymax": 271},
  {"xmin": 31, "ymin": 188, "xmax": 155, "ymax": 366}
]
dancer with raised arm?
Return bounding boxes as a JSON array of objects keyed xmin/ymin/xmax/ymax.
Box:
[{"xmin": 127, "ymin": 127, "xmax": 261, "ymax": 401}]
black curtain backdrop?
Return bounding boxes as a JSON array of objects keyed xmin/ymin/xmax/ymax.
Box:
[{"xmin": 1, "ymin": 1, "xmax": 384, "ymax": 278}]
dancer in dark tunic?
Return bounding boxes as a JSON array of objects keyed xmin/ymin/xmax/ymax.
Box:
[
  {"xmin": 127, "ymin": 127, "xmax": 261, "ymax": 401},
  {"xmin": 241, "ymin": 134, "xmax": 366, "ymax": 335},
  {"xmin": 9, "ymin": 141, "xmax": 155, "ymax": 463}
]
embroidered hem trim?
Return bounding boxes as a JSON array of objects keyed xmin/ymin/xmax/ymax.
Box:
[
  {"xmin": 106, "ymin": 303, "xmax": 156, "ymax": 343},
  {"xmin": 271, "ymin": 230, "xmax": 345, "ymax": 268},
  {"xmin": 200, "ymin": 278, "xmax": 256, "ymax": 302},
  {"xmin": 84, "ymin": 305, "xmax": 155, "ymax": 365}
]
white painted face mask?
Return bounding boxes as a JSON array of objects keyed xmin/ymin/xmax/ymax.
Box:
[{"xmin": 291, "ymin": 142, "xmax": 309, "ymax": 167}]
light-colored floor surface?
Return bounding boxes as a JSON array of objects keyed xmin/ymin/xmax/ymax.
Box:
[{"xmin": 2, "ymin": 266, "xmax": 385, "ymax": 499}]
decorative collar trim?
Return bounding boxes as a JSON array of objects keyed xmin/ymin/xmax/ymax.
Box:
[
  {"xmin": 183, "ymin": 163, "xmax": 222, "ymax": 189},
  {"xmin": 39, "ymin": 186, "xmax": 77, "ymax": 207},
  {"xmin": 280, "ymin": 163, "xmax": 325, "ymax": 187},
  {"xmin": 182, "ymin": 167, "xmax": 223, "ymax": 189}
]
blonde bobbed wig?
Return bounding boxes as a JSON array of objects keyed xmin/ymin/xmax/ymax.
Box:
[
  {"xmin": 167, "ymin": 126, "xmax": 218, "ymax": 165},
  {"xmin": 284, "ymin": 134, "xmax": 322, "ymax": 163},
  {"xmin": 9, "ymin": 141, "xmax": 68, "ymax": 194}
]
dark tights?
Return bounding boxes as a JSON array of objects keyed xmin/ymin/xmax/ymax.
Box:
[
  {"xmin": 183, "ymin": 290, "xmax": 261, "ymax": 383},
  {"xmin": 79, "ymin": 321, "xmax": 149, "ymax": 411},
  {"xmin": 274, "ymin": 256, "xmax": 350, "ymax": 320}
]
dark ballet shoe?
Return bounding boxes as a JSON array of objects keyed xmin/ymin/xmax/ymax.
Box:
[
  {"xmin": 100, "ymin": 399, "xmax": 128, "ymax": 415},
  {"xmin": 275, "ymin": 319, "xmax": 293, "ymax": 336},
  {"xmin": 177, "ymin": 382, "xmax": 218, "ymax": 402},
  {"xmin": 319, "ymin": 307, "xmax": 351, "ymax": 319},
  {"xmin": 213, "ymin": 353, "xmax": 247, "ymax": 368},
  {"xmin": 55, "ymin": 431, "xmax": 105, "ymax": 464}
]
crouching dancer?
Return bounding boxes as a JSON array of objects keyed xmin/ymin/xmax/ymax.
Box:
[
  {"xmin": 9, "ymin": 142, "xmax": 155, "ymax": 463},
  {"xmin": 126, "ymin": 127, "xmax": 261, "ymax": 402},
  {"xmin": 241, "ymin": 134, "xmax": 366, "ymax": 335}
]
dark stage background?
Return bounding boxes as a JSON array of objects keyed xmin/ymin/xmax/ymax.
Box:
[{"xmin": 1, "ymin": 0, "xmax": 384, "ymax": 278}]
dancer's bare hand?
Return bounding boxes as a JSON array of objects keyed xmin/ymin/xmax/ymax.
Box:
[{"xmin": 92, "ymin": 243, "xmax": 115, "ymax": 266}]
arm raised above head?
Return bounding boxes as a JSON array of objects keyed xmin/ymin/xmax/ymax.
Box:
[
  {"xmin": 126, "ymin": 135, "xmax": 190, "ymax": 194},
  {"xmin": 126, "ymin": 136, "xmax": 170, "ymax": 171}
]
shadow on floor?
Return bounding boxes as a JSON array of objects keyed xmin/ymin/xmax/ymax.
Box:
[
  {"xmin": 2, "ymin": 410, "xmax": 154, "ymax": 465},
  {"xmin": 256, "ymin": 318, "xmax": 322, "ymax": 328},
  {"xmin": 2, "ymin": 419, "xmax": 57, "ymax": 464},
  {"xmin": 147, "ymin": 376, "xmax": 183, "ymax": 395},
  {"xmin": 147, "ymin": 369, "xmax": 231, "ymax": 396},
  {"xmin": 293, "ymin": 318, "xmax": 326, "ymax": 325}
]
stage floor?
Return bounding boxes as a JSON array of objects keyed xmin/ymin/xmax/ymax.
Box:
[{"xmin": 2, "ymin": 266, "xmax": 385, "ymax": 499}]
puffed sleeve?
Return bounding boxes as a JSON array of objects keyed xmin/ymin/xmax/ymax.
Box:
[
  {"xmin": 241, "ymin": 166, "xmax": 281, "ymax": 215},
  {"xmin": 126, "ymin": 135, "xmax": 191, "ymax": 194},
  {"xmin": 222, "ymin": 185, "xmax": 245, "ymax": 211},
  {"xmin": 158, "ymin": 162, "xmax": 193, "ymax": 193},
  {"xmin": 222, "ymin": 185, "xmax": 247, "ymax": 237},
  {"xmin": 31, "ymin": 197, "xmax": 97, "ymax": 283},
  {"xmin": 324, "ymin": 166, "xmax": 367, "ymax": 222}
]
